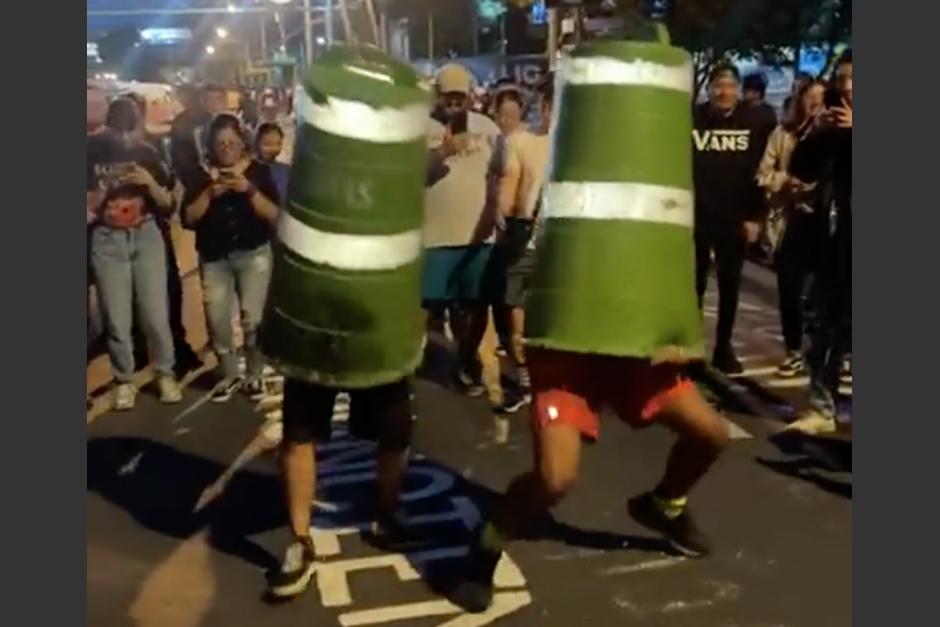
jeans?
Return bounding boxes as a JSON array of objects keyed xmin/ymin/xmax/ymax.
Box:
[
  {"xmin": 806, "ymin": 207, "xmax": 851, "ymax": 417},
  {"xmin": 775, "ymin": 210, "xmax": 819, "ymax": 353},
  {"xmin": 695, "ymin": 218, "xmax": 747, "ymax": 355},
  {"xmin": 200, "ymin": 244, "xmax": 272, "ymax": 381},
  {"xmin": 91, "ymin": 219, "xmax": 175, "ymax": 382}
]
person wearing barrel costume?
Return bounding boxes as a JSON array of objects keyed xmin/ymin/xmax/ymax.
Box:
[
  {"xmin": 451, "ymin": 29, "xmax": 731, "ymax": 613},
  {"xmin": 261, "ymin": 45, "xmax": 431, "ymax": 599}
]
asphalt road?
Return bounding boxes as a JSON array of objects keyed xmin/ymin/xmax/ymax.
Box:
[{"xmin": 87, "ymin": 265, "xmax": 852, "ymax": 627}]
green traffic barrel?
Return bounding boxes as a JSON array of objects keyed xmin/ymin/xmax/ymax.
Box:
[
  {"xmin": 260, "ymin": 45, "xmax": 432, "ymax": 388},
  {"xmin": 525, "ymin": 33, "xmax": 705, "ymax": 361}
]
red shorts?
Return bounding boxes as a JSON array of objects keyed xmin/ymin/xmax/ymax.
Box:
[{"xmin": 528, "ymin": 347, "xmax": 695, "ymax": 441}]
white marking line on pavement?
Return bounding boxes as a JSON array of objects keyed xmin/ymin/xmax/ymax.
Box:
[
  {"xmin": 729, "ymin": 366, "xmax": 780, "ymax": 378},
  {"xmin": 117, "ymin": 452, "xmax": 144, "ymax": 476},
  {"xmin": 724, "ymin": 418, "xmax": 752, "ymax": 440},
  {"xmin": 602, "ymin": 556, "xmax": 686, "ymax": 577},
  {"xmin": 338, "ymin": 592, "xmax": 532, "ymax": 627},
  {"xmin": 171, "ymin": 388, "xmax": 217, "ymax": 425},
  {"xmin": 764, "ymin": 376, "xmax": 810, "ymax": 389}
]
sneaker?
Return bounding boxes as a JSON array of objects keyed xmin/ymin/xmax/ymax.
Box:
[
  {"xmin": 211, "ymin": 377, "xmax": 243, "ymax": 403},
  {"xmin": 157, "ymin": 375, "xmax": 183, "ymax": 404},
  {"xmin": 450, "ymin": 536, "xmax": 501, "ymax": 613},
  {"xmin": 456, "ymin": 371, "xmax": 486, "ymax": 398},
  {"xmin": 712, "ymin": 350, "xmax": 744, "ymax": 376},
  {"xmin": 776, "ymin": 352, "xmax": 805, "ymax": 378},
  {"xmin": 268, "ymin": 538, "xmax": 319, "ymax": 599},
  {"xmin": 839, "ymin": 356, "xmax": 852, "ymax": 386},
  {"xmin": 783, "ymin": 409, "xmax": 836, "ymax": 435},
  {"xmin": 496, "ymin": 391, "xmax": 528, "ymax": 415},
  {"xmin": 627, "ymin": 492, "xmax": 711, "ymax": 557},
  {"xmin": 362, "ymin": 513, "xmax": 428, "ymax": 551},
  {"xmin": 244, "ymin": 378, "xmax": 267, "ymax": 401},
  {"xmin": 113, "ymin": 383, "xmax": 137, "ymax": 411}
]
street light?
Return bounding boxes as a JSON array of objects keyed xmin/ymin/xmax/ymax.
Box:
[
  {"xmin": 216, "ymin": 27, "xmax": 229, "ymax": 39},
  {"xmin": 206, "ymin": 44, "xmax": 216, "ymax": 55}
]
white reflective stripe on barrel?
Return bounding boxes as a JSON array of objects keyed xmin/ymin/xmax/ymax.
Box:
[
  {"xmin": 543, "ymin": 181, "xmax": 694, "ymax": 228},
  {"xmin": 277, "ymin": 210, "xmax": 422, "ymax": 271},
  {"xmin": 297, "ymin": 88, "xmax": 428, "ymax": 143},
  {"xmin": 561, "ymin": 56, "xmax": 692, "ymax": 94}
]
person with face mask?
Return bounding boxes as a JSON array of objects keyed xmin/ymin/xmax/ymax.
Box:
[
  {"xmin": 692, "ymin": 63, "xmax": 773, "ymax": 374},
  {"xmin": 87, "ymin": 97, "xmax": 183, "ymax": 410}
]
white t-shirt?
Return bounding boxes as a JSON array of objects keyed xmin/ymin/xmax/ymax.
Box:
[{"xmin": 424, "ymin": 112, "xmax": 501, "ymax": 248}]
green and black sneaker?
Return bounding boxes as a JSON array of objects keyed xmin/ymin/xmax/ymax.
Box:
[{"xmin": 628, "ymin": 492, "xmax": 712, "ymax": 557}]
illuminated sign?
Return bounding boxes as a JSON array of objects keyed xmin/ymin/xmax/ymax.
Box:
[{"xmin": 140, "ymin": 28, "xmax": 192, "ymax": 46}]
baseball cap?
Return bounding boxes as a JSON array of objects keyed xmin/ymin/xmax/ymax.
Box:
[{"xmin": 436, "ymin": 63, "xmax": 472, "ymax": 95}]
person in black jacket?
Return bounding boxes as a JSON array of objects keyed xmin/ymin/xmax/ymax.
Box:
[
  {"xmin": 784, "ymin": 50, "xmax": 853, "ymax": 435},
  {"xmin": 693, "ymin": 64, "xmax": 773, "ymax": 374}
]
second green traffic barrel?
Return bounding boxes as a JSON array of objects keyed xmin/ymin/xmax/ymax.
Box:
[
  {"xmin": 525, "ymin": 34, "xmax": 704, "ymax": 360},
  {"xmin": 260, "ymin": 45, "xmax": 431, "ymax": 388}
]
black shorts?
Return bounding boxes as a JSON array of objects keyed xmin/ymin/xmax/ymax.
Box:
[
  {"xmin": 282, "ymin": 377, "xmax": 413, "ymax": 451},
  {"xmin": 504, "ymin": 248, "xmax": 535, "ymax": 308}
]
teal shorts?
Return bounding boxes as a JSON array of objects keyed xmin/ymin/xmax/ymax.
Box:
[{"xmin": 421, "ymin": 245, "xmax": 494, "ymax": 304}]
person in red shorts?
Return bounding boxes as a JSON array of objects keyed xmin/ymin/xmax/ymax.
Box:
[
  {"xmin": 450, "ymin": 346, "xmax": 729, "ymax": 612},
  {"xmin": 450, "ymin": 34, "xmax": 732, "ymax": 613}
]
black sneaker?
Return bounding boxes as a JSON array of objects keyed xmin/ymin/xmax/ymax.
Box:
[
  {"xmin": 362, "ymin": 513, "xmax": 429, "ymax": 551},
  {"xmin": 497, "ymin": 391, "xmax": 528, "ymax": 415},
  {"xmin": 211, "ymin": 377, "xmax": 243, "ymax": 403},
  {"xmin": 627, "ymin": 492, "xmax": 711, "ymax": 557},
  {"xmin": 776, "ymin": 352, "xmax": 805, "ymax": 378},
  {"xmin": 456, "ymin": 371, "xmax": 486, "ymax": 398},
  {"xmin": 268, "ymin": 538, "xmax": 319, "ymax": 599},
  {"xmin": 712, "ymin": 350, "xmax": 744, "ymax": 376},
  {"xmin": 450, "ymin": 539, "xmax": 501, "ymax": 614}
]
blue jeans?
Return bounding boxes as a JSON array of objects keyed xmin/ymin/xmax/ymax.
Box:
[
  {"xmin": 200, "ymin": 245, "xmax": 272, "ymax": 380},
  {"xmin": 91, "ymin": 219, "xmax": 174, "ymax": 382}
]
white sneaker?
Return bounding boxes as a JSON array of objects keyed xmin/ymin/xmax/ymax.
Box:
[
  {"xmin": 114, "ymin": 384, "xmax": 137, "ymax": 411},
  {"xmin": 157, "ymin": 375, "xmax": 183, "ymax": 404},
  {"xmin": 784, "ymin": 410, "xmax": 836, "ymax": 435}
]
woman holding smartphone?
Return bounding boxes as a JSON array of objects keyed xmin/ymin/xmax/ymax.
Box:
[
  {"xmin": 88, "ymin": 97, "xmax": 183, "ymax": 410},
  {"xmin": 183, "ymin": 114, "xmax": 281, "ymax": 402},
  {"xmin": 756, "ymin": 79, "xmax": 825, "ymax": 378}
]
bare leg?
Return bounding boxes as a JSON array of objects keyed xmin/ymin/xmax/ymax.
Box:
[
  {"xmin": 655, "ymin": 388, "xmax": 729, "ymax": 499},
  {"xmin": 491, "ymin": 422, "xmax": 582, "ymax": 539},
  {"xmin": 281, "ymin": 441, "xmax": 317, "ymax": 539},
  {"xmin": 375, "ymin": 449, "xmax": 407, "ymax": 517}
]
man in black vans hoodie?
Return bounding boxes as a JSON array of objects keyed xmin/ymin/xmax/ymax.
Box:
[{"xmin": 693, "ymin": 63, "xmax": 773, "ymax": 374}]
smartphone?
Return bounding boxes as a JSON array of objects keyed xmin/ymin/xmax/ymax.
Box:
[
  {"xmin": 824, "ymin": 87, "xmax": 844, "ymax": 109},
  {"xmin": 449, "ymin": 110, "xmax": 469, "ymax": 135}
]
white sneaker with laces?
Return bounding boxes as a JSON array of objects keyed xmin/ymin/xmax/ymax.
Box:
[
  {"xmin": 114, "ymin": 384, "xmax": 137, "ymax": 411},
  {"xmin": 158, "ymin": 376, "xmax": 183, "ymax": 404}
]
